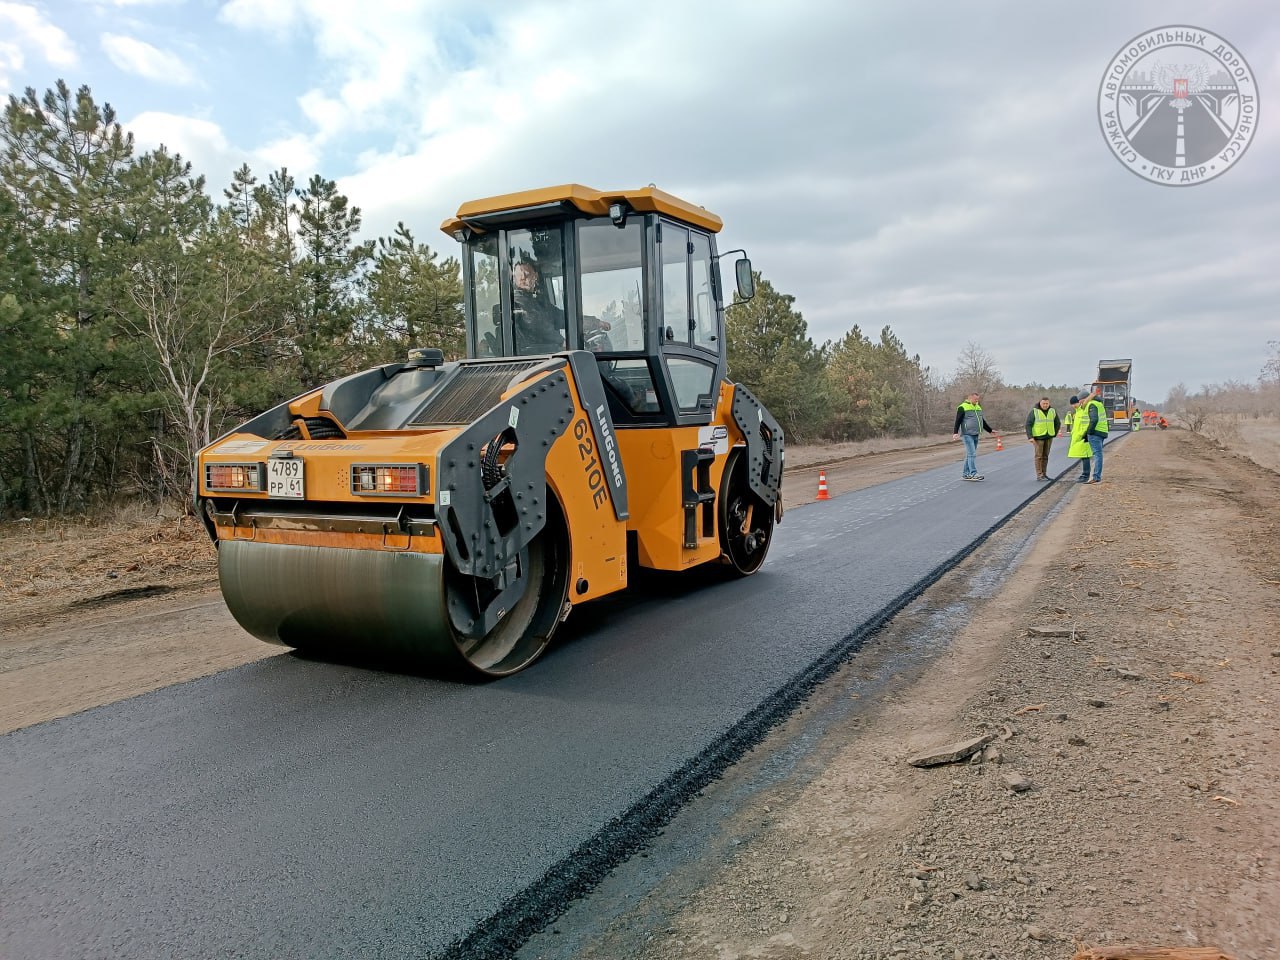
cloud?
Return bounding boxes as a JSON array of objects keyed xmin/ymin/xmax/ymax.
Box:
[
  {"xmin": 126, "ymin": 110, "xmax": 325, "ymax": 190},
  {"xmin": 255, "ymin": 133, "xmax": 319, "ymax": 179},
  {"xmin": 130, "ymin": 1, "xmax": 1280, "ymax": 400},
  {"xmin": 0, "ymin": 2, "xmax": 76, "ymax": 87},
  {"xmin": 101, "ymin": 32, "xmax": 196, "ymax": 86},
  {"xmin": 126, "ymin": 111, "xmax": 238, "ymax": 181},
  {"xmin": 217, "ymin": 0, "xmax": 305, "ymax": 35}
]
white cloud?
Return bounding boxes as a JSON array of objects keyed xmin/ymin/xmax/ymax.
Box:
[
  {"xmin": 126, "ymin": 110, "xmax": 325, "ymax": 189},
  {"xmin": 127, "ymin": 111, "xmax": 238, "ymax": 180},
  {"xmin": 217, "ymin": 0, "xmax": 304, "ymax": 35},
  {"xmin": 0, "ymin": 40, "xmax": 23, "ymax": 89},
  {"xmin": 255, "ymin": 133, "xmax": 319, "ymax": 179},
  {"xmin": 101, "ymin": 32, "xmax": 196, "ymax": 86},
  {"xmin": 0, "ymin": 2, "xmax": 76, "ymax": 87}
]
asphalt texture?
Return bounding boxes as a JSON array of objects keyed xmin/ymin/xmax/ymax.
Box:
[{"xmin": 0, "ymin": 436, "xmax": 1117, "ymax": 960}]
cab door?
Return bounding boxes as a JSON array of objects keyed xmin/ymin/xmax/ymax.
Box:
[{"xmin": 657, "ymin": 219, "xmax": 725, "ymax": 428}]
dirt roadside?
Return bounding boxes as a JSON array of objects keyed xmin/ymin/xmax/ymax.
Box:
[{"xmin": 558, "ymin": 427, "xmax": 1280, "ymax": 960}]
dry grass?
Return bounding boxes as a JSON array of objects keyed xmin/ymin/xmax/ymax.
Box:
[
  {"xmin": 1072, "ymin": 948, "xmax": 1237, "ymax": 959},
  {"xmin": 0, "ymin": 504, "xmax": 216, "ymax": 625}
]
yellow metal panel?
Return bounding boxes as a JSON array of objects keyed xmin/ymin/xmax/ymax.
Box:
[
  {"xmin": 618, "ymin": 424, "xmax": 727, "ymax": 572},
  {"xmin": 440, "ymin": 183, "xmax": 723, "ymax": 237},
  {"xmin": 544, "ymin": 399, "xmax": 629, "ymax": 606},
  {"xmin": 200, "ymin": 430, "xmax": 454, "ymax": 503}
]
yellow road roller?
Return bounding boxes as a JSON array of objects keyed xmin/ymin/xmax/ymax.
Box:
[{"xmin": 194, "ymin": 184, "xmax": 784, "ymax": 677}]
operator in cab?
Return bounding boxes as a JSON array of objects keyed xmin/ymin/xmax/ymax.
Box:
[{"xmin": 511, "ymin": 258, "xmax": 567, "ymax": 354}]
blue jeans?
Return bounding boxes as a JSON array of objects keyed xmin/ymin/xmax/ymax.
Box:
[
  {"xmin": 1088, "ymin": 434, "xmax": 1105, "ymax": 480},
  {"xmin": 962, "ymin": 434, "xmax": 978, "ymax": 476}
]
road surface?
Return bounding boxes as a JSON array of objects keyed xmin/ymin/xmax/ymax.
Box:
[{"xmin": 0, "ymin": 439, "xmax": 1106, "ymax": 959}]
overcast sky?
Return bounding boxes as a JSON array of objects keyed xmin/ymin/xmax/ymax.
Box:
[{"xmin": 2, "ymin": 1, "xmax": 1277, "ymax": 402}]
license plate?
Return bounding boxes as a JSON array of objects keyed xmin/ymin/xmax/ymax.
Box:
[{"xmin": 267, "ymin": 458, "xmax": 305, "ymax": 498}]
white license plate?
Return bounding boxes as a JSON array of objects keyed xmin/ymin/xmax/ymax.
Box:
[{"xmin": 267, "ymin": 458, "xmax": 305, "ymax": 498}]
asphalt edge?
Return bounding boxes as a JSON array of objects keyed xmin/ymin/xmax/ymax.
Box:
[{"xmin": 434, "ymin": 456, "xmax": 1090, "ymax": 960}]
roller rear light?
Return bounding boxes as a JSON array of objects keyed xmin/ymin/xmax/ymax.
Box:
[
  {"xmin": 351, "ymin": 463, "xmax": 429, "ymax": 496},
  {"xmin": 205, "ymin": 462, "xmax": 266, "ymax": 492}
]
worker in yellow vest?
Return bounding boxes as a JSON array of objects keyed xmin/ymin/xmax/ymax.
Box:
[
  {"xmin": 1024, "ymin": 397, "xmax": 1061, "ymax": 481},
  {"xmin": 1131, "ymin": 408, "xmax": 1141, "ymax": 431},
  {"xmin": 1067, "ymin": 394, "xmax": 1091, "ymax": 482},
  {"xmin": 1082, "ymin": 389, "xmax": 1109, "ymax": 483}
]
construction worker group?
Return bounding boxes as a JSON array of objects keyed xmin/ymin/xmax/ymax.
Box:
[
  {"xmin": 816, "ymin": 391, "xmax": 1165, "ymax": 499},
  {"xmin": 945, "ymin": 389, "xmax": 1161, "ymax": 486}
]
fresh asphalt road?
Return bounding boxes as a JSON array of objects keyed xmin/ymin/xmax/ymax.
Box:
[{"xmin": 0, "ymin": 436, "xmax": 1117, "ymax": 960}]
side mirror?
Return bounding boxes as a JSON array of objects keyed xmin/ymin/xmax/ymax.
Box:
[{"xmin": 735, "ymin": 258, "xmax": 755, "ymax": 300}]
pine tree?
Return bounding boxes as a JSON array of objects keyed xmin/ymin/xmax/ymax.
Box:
[
  {"xmin": 223, "ymin": 163, "xmax": 258, "ymax": 235},
  {"xmin": 366, "ymin": 223, "xmax": 464, "ymax": 362},
  {"xmin": 725, "ymin": 273, "xmax": 828, "ymax": 442},
  {"xmin": 295, "ymin": 174, "xmax": 373, "ymax": 384},
  {"xmin": 0, "ymin": 80, "xmax": 135, "ymax": 511}
]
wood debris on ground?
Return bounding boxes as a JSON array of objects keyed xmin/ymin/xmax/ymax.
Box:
[{"xmin": 1072, "ymin": 948, "xmax": 1237, "ymax": 959}]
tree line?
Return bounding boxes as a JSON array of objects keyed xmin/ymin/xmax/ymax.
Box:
[
  {"xmin": 725, "ymin": 277, "xmax": 1078, "ymax": 445},
  {"xmin": 1, "ymin": 81, "xmax": 461, "ymax": 515},
  {"xmin": 2, "ymin": 80, "xmax": 1071, "ymax": 519},
  {"xmin": 1165, "ymin": 341, "xmax": 1280, "ymax": 435}
]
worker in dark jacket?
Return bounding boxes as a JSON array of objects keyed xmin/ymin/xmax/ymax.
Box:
[
  {"xmin": 951, "ymin": 392, "xmax": 1001, "ymax": 481},
  {"xmin": 511, "ymin": 259, "xmax": 567, "ymax": 354},
  {"xmin": 1024, "ymin": 397, "xmax": 1061, "ymax": 481}
]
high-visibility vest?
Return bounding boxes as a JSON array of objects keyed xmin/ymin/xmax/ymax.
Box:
[
  {"xmin": 1087, "ymin": 399, "xmax": 1110, "ymax": 435},
  {"xmin": 1063, "ymin": 410, "xmax": 1074, "ymax": 427},
  {"xmin": 1031, "ymin": 407, "xmax": 1056, "ymax": 437},
  {"xmin": 958, "ymin": 401, "xmax": 984, "ymax": 436}
]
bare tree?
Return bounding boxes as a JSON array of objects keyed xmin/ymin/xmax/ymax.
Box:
[
  {"xmin": 1263, "ymin": 341, "xmax": 1280, "ymax": 386},
  {"xmin": 118, "ymin": 224, "xmax": 286, "ymax": 498},
  {"xmin": 952, "ymin": 341, "xmax": 1003, "ymax": 397}
]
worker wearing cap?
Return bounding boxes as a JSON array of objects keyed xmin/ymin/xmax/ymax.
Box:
[
  {"xmin": 1067, "ymin": 394, "xmax": 1092, "ymax": 482},
  {"xmin": 1083, "ymin": 389, "xmax": 1109, "ymax": 482}
]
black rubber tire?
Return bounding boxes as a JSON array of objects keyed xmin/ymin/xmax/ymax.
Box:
[
  {"xmin": 441, "ymin": 498, "xmax": 570, "ymax": 678},
  {"xmin": 718, "ymin": 447, "xmax": 776, "ymax": 576}
]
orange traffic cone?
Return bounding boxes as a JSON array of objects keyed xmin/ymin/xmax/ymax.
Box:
[
  {"xmin": 995, "ymin": 436, "xmax": 1004, "ymax": 451},
  {"xmin": 816, "ymin": 470, "xmax": 830, "ymax": 501}
]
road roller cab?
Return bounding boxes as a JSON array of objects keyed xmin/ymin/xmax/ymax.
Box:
[{"xmin": 195, "ymin": 184, "xmax": 784, "ymax": 677}]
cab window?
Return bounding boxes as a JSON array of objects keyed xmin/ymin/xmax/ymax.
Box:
[
  {"xmin": 666, "ymin": 357, "xmax": 716, "ymax": 412},
  {"xmin": 508, "ymin": 225, "xmax": 568, "ymax": 356},
  {"xmin": 468, "ymin": 233, "xmax": 502, "ymax": 356},
  {"xmin": 577, "ymin": 220, "xmax": 645, "ymax": 353},
  {"xmin": 661, "ymin": 223, "xmax": 689, "ymax": 344},
  {"xmin": 597, "ymin": 357, "xmax": 662, "ymax": 416},
  {"xmin": 690, "ymin": 232, "xmax": 717, "ymax": 351}
]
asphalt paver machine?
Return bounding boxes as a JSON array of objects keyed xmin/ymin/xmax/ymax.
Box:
[{"xmin": 1094, "ymin": 359, "xmax": 1135, "ymax": 431}]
